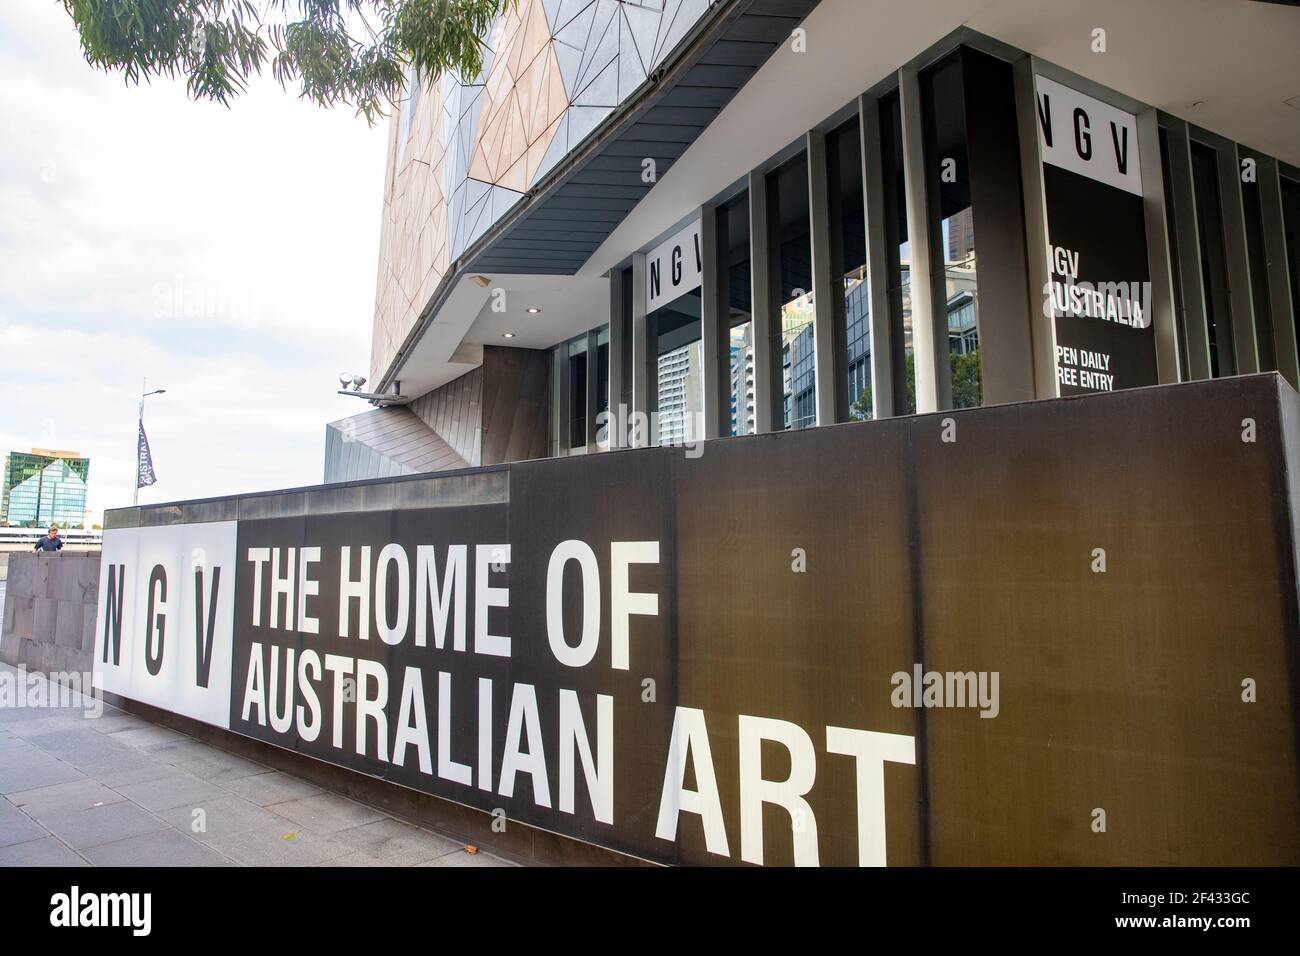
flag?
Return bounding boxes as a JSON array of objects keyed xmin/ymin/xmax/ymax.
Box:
[{"xmin": 137, "ymin": 419, "xmax": 157, "ymax": 489}]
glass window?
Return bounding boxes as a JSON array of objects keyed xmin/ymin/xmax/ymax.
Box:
[
  {"xmin": 1283, "ymin": 176, "xmax": 1300, "ymax": 355},
  {"xmin": 720, "ymin": 194, "xmax": 755, "ymax": 436},
  {"xmin": 595, "ymin": 328, "xmax": 609, "ymax": 415},
  {"xmin": 550, "ymin": 326, "xmax": 608, "ymax": 455},
  {"xmin": 829, "ymin": 117, "xmax": 870, "ymax": 419},
  {"xmin": 652, "ymin": 290, "xmax": 704, "ymax": 446},
  {"xmin": 1240, "ymin": 155, "xmax": 1276, "ymax": 372},
  {"xmin": 880, "ymin": 92, "xmax": 916, "ymax": 414},
  {"xmin": 922, "ymin": 51, "xmax": 982, "ymax": 408},
  {"xmin": 1159, "ymin": 126, "xmax": 1191, "ymax": 381},
  {"xmin": 1190, "ymin": 141, "xmax": 1235, "ymax": 376},
  {"xmin": 768, "ymin": 153, "xmax": 815, "ymax": 430},
  {"xmin": 567, "ymin": 336, "xmax": 588, "ymax": 449}
]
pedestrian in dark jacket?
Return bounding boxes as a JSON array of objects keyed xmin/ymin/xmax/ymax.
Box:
[{"xmin": 34, "ymin": 527, "xmax": 63, "ymax": 552}]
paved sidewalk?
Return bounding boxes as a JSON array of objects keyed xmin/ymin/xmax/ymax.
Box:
[{"xmin": 0, "ymin": 663, "xmax": 511, "ymax": 867}]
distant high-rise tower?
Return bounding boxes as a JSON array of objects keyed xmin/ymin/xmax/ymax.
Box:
[{"xmin": 1, "ymin": 449, "xmax": 90, "ymax": 528}]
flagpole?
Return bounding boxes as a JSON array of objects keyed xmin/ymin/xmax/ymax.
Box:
[
  {"xmin": 135, "ymin": 378, "xmax": 166, "ymax": 507},
  {"xmin": 134, "ymin": 377, "xmax": 144, "ymax": 507}
]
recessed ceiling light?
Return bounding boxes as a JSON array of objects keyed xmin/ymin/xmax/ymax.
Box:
[
  {"xmin": 502, "ymin": 331, "xmax": 515, "ymax": 338},
  {"xmin": 526, "ymin": 307, "xmax": 542, "ymax": 314}
]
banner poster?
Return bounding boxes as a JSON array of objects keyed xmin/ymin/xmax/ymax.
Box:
[
  {"xmin": 1035, "ymin": 75, "xmax": 1157, "ymax": 395},
  {"xmin": 93, "ymin": 380, "xmax": 1300, "ymax": 866},
  {"xmin": 645, "ymin": 219, "xmax": 703, "ymax": 312}
]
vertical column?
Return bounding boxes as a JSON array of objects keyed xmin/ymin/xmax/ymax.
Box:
[
  {"xmin": 1137, "ymin": 107, "xmax": 1183, "ymax": 384},
  {"xmin": 899, "ymin": 65, "xmax": 949, "ymax": 413},
  {"xmin": 551, "ymin": 346, "xmax": 566, "ymax": 455},
  {"xmin": 631, "ymin": 252, "xmax": 653, "ymax": 446},
  {"xmin": 700, "ymin": 204, "xmax": 727, "ymax": 439},
  {"xmin": 1260, "ymin": 155, "xmax": 1299, "ymax": 387},
  {"xmin": 607, "ymin": 268, "xmax": 626, "ymax": 448},
  {"xmin": 749, "ymin": 169, "xmax": 779, "ymax": 433},
  {"xmin": 859, "ymin": 93, "xmax": 894, "ymax": 418},
  {"xmin": 807, "ymin": 128, "xmax": 843, "ymax": 425},
  {"xmin": 1011, "ymin": 57, "xmax": 1059, "ymax": 400},
  {"xmin": 1217, "ymin": 141, "xmax": 1259, "ymax": 373},
  {"xmin": 1164, "ymin": 118, "xmax": 1212, "ymax": 380},
  {"xmin": 585, "ymin": 328, "xmax": 600, "ymax": 450}
]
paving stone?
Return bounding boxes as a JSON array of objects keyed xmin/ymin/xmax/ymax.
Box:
[
  {"xmin": 86, "ymin": 714, "xmax": 154, "ymax": 735},
  {"xmin": 59, "ymin": 740, "xmax": 149, "ymax": 776},
  {"xmin": 39, "ymin": 800, "xmax": 166, "ymax": 850},
  {"xmin": 219, "ymin": 770, "xmax": 322, "ymax": 806},
  {"xmin": 309, "ymin": 851, "xmax": 386, "ymax": 867},
  {"xmin": 0, "ymin": 712, "xmax": 89, "ymax": 736},
  {"xmin": 157, "ymin": 795, "xmax": 286, "ymax": 844},
  {"xmin": 0, "ymin": 741, "xmax": 41, "ymax": 763},
  {"xmin": 26, "ymin": 726, "xmax": 115, "ymax": 758},
  {"xmin": 6, "ymin": 777, "xmax": 126, "ymax": 819},
  {"xmin": 94, "ymin": 760, "xmax": 182, "ymax": 789},
  {"xmin": 110, "ymin": 726, "xmax": 192, "ymax": 749},
  {"xmin": 331, "ymin": 817, "xmax": 462, "ymax": 865},
  {"xmin": 82, "ymin": 828, "xmax": 233, "ymax": 867},
  {"xmin": 0, "ymin": 752, "xmax": 84, "ymax": 794},
  {"xmin": 147, "ymin": 740, "xmax": 271, "ymax": 782},
  {"xmin": 0, "ymin": 835, "xmax": 87, "ymax": 866},
  {"xmin": 0, "ymin": 800, "xmax": 47, "ymax": 847},
  {"xmin": 204, "ymin": 820, "xmax": 352, "ymax": 867},
  {"xmin": 115, "ymin": 771, "xmax": 222, "ymax": 812},
  {"xmin": 417, "ymin": 847, "xmax": 514, "ymax": 866},
  {"xmin": 0, "ymin": 666, "xmax": 510, "ymax": 868},
  {"xmin": 267, "ymin": 792, "xmax": 386, "ymax": 834}
]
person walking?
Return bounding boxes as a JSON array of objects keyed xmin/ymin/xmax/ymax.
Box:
[{"xmin": 33, "ymin": 526, "xmax": 64, "ymax": 553}]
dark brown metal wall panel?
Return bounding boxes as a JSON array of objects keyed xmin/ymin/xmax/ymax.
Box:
[{"xmin": 134, "ymin": 375, "xmax": 1298, "ymax": 865}]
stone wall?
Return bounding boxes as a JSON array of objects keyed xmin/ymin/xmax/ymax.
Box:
[{"xmin": 0, "ymin": 552, "xmax": 99, "ymax": 675}]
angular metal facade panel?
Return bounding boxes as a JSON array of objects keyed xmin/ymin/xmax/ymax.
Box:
[{"xmin": 323, "ymin": 407, "xmax": 470, "ymax": 484}]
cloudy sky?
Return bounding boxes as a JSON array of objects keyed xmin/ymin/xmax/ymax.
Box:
[{"xmin": 0, "ymin": 2, "xmax": 389, "ymax": 525}]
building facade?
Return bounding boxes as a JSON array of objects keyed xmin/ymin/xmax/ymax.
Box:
[
  {"xmin": 92, "ymin": 1, "xmax": 1300, "ymax": 868},
  {"xmin": 326, "ymin": 0, "xmax": 1300, "ymax": 480},
  {"xmin": 1, "ymin": 449, "xmax": 90, "ymax": 528}
]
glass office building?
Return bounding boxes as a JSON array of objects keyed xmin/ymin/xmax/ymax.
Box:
[{"xmin": 1, "ymin": 449, "xmax": 90, "ymax": 528}]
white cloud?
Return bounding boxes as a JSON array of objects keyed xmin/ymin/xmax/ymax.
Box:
[{"xmin": 0, "ymin": 2, "xmax": 392, "ymax": 524}]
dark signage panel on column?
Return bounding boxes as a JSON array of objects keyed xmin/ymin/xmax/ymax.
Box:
[
  {"xmin": 95, "ymin": 377, "xmax": 1300, "ymax": 865},
  {"xmin": 1036, "ymin": 75, "xmax": 1157, "ymax": 394}
]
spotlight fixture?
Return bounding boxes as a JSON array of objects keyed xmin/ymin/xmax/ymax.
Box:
[
  {"xmin": 352, "ymin": 375, "xmax": 367, "ymax": 390},
  {"xmin": 339, "ymin": 372, "xmax": 353, "ymax": 387}
]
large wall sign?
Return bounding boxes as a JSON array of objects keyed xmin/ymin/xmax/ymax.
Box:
[
  {"xmin": 94, "ymin": 377, "xmax": 1300, "ymax": 865},
  {"xmin": 1035, "ymin": 75, "xmax": 1157, "ymax": 395},
  {"xmin": 645, "ymin": 219, "xmax": 703, "ymax": 312},
  {"xmin": 93, "ymin": 521, "xmax": 238, "ymax": 728}
]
